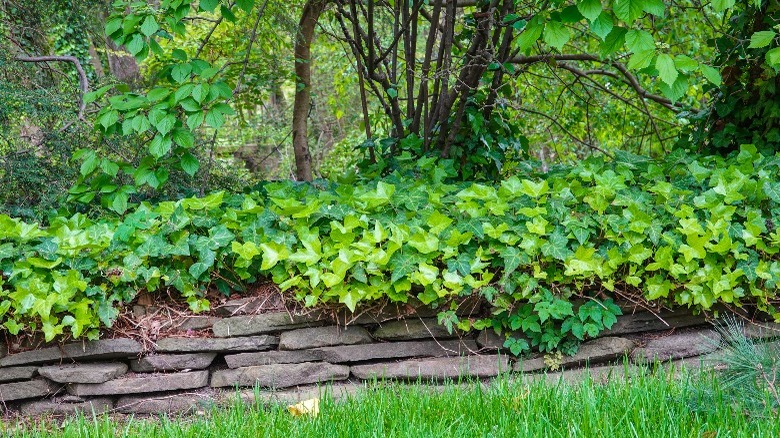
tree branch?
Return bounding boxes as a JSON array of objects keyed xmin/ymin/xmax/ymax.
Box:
[{"xmin": 14, "ymin": 55, "xmax": 89, "ymax": 122}]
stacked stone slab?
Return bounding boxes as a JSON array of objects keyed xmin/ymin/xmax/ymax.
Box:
[{"xmin": 0, "ymin": 302, "xmax": 761, "ymax": 416}]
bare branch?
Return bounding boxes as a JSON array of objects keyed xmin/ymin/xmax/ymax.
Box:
[{"xmin": 14, "ymin": 55, "xmax": 89, "ymax": 122}]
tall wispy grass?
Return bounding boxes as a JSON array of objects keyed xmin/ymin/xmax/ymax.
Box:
[{"xmin": 3, "ymin": 367, "xmax": 778, "ymax": 438}]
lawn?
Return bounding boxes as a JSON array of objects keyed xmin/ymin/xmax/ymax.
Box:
[{"xmin": 4, "ymin": 368, "xmax": 778, "ymax": 438}]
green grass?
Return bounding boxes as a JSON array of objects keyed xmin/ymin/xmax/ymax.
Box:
[{"xmin": 4, "ymin": 370, "xmax": 778, "ymax": 438}]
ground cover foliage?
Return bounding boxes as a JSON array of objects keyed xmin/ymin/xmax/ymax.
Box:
[
  {"xmin": 4, "ymin": 369, "xmax": 780, "ymax": 437},
  {"xmin": 2, "ymin": 145, "xmax": 780, "ymax": 355}
]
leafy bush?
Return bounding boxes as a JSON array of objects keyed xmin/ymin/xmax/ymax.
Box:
[{"xmin": 1, "ymin": 146, "xmax": 780, "ymax": 355}]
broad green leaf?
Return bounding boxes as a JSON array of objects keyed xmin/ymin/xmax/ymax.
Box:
[
  {"xmin": 180, "ymin": 152, "xmax": 199, "ymax": 176},
  {"xmin": 656, "ymin": 54, "xmax": 678, "ymax": 86},
  {"xmin": 711, "ymin": 0, "xmax": 735, "ymax": 12},
  {"xmin": 674, "ymin": 55, "xmax": 698, "ymax": 72},
  {"xmin": 767, "ymin": 47, "xmax": 780, "ymax": 68},
  {"xmin": 600, "ymin": 26, "xmax": 627, "ymax": 56},
  {"xmin": 627, "ymin": 49, "xmax": 655, "ymax": 70},
  {"xmin": 642, "ymin": 0, "xmax": 665, "ymax": 16},
  {"xmin": 577, "ymin": 0, "xmax": 602, "ymax": 21},
  {"xmin": 543, "ymin": 20, "xmax": 570, "ymax": 50},
  {"xmin": 200, "ymin": 0, "xmax": 219, "ymax": 12},
  {"xmin": 590, "ymin": 12, "xmax": 613, "ymax": 40},
  {"xmin": 516, "ymin": 16, "xmax": 544, "ymax": 52},
  {"xmin": 140, "ymin": 15, "xmax": 159, "ymax": 37},
  {"xmin": 748, "ymin": 30, "xmax": 776, "ymax": 49},
  {"xmin": 172, "ymin": 128, "xmax": 195, "ymax": 148},
  {"xmin": 625, "ymin": 29, "xmax": 654, "ymax": 52},
  {"xmin": 237, "ymin": 0, "xmax": 255, "ymax": 11},
  {"xmin": 613, "ymin": 0, "xmax": 644, "ymax": 23},
  {"xmin": 700, "ymin": 64, "xmax": 722, "ymax": 86}
]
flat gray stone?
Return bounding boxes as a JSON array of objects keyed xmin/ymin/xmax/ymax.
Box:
[
  {"xmin": 336, "ymin": 298, "xmax": 483, "ymax": 325},
  {"xmin": 172, "ymin": 316, "xmax": 222, "ymax": 331},
  {"xmin": 67, "ymin": 370, "xmax": 209, "ymax": 396},
  {"xmin": 211, "ymin": 362, "xmax": 349, "ymax": 389},
  {"xmin": 131, "ymin": 353, "xmax": 216, "ymax": 372},
  {"xmin": 215, "ymin": 297, "xmax": 283, "ymax": 316},
  {"xmin": 514, "ymin": 337, "xmax": 635, "ymax": 372},
  {"xmin": 601, "ymin": 310, "xmax": 708, "ymax": 337},
  {"xmin": 38, "ymin": 362, "xmax": 128, "ymax": 384},
  {"xmin": 0, "ymin": 378, "xmax": 58, "ymax": 402},
  {"xmin": 476, "ymin": 330, "xmax": 505, "ymax": 350},
  {"xmin": 116, "ymin": 393, "xmax": 215, "ymax": 414},
  {"xmin": 743, "ymin": 321, "xmax": 780, "ymax": 339},
  {"xmin": 238, "ymin": 383, "xmax": 363, "ymax": 405},
  {"xmin": 155, "ymin": 336, "xmax": 277, "ymax": 353},
  {"xmin": 631, "ymin": 329, "xmax": 721, "ymax": 363},
  {"xmin": 372, "ymin": 319, "xmax": 455, "ymax": 341},
  {"xmin": 0, "ymin": 366, "xmax": 37, "ymax": 383},
  {"xmin": 279, "ymin": 326, "xmax": 373, "ymax": 350},
  {"xmin": 314, "ymin": 340, "xmax": 478, "ymax": 364},
  {"xmin": 212, "ymin": 313, "xmax": 325, "ymax": 337},
  {"xmin": 20, "ymin": 397, "xmax": 113, "ymax": 416},
  {"xmin": 225, "ymin": 350, "xmax": 321, "ymax": 368},
  {"xmin": 351, "ymin": 355, "xmax": 509, "ymax": 380},
  {"xmin": 0, "ymin": 339, "xmax": 142, "ymax": 367}
]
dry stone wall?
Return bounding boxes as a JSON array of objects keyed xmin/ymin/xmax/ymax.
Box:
[{"xmin": 0, "ymin": 301, "xmax": 776, "ymax": 417}]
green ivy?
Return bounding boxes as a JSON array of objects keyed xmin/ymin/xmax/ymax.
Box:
[{"xmin": 2, "ymin": 146, "xmax": 780, "ymax": 356}]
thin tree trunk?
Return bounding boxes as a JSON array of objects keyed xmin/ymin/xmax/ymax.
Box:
[{"xmin": 292, "ymin": 0, "xmax": 328, "ymax": 182}]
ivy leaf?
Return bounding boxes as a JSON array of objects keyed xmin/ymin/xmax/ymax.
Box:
[
  {"xmin": 577, "ymin": 0, "xmax": 602, "ymax": 22},
  {"xmin": 259, "ymin": 242, "xmax": 290, "ymax": 270},
  {"xmin": 656, "ymin": 54, "xmax": 679, "ymax": 87},
  {"xmin": 389, "ymin": 252, "xmax": 418, "ymax": 283},
  {"xmin": 500, "ymin": 247, "xmax": 526, "ymax": 279},
  {"xmin": 541, "ymin": 228, "xmax": 573, "ymax": 261},
  {"xmin": 764, "ymin": 181, "xmax": 780, "ymax": 203},
  {"xmin": 408, "ymin": 231, "xmax": 439, "ymax": 254}
]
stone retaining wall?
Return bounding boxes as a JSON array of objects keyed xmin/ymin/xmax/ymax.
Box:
[{"xmin": 0, "ymin": 300, "xmax": 777, "ymax": 417}]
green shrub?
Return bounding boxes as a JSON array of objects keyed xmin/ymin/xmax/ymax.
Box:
[{"xmin": 1, "ymin": 146, "xmax": 780, "ymax": 355}]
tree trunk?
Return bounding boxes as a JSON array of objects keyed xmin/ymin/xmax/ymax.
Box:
[{"xmin": 292, "ymin": 0, "xmax": 328, "ymax": 182}]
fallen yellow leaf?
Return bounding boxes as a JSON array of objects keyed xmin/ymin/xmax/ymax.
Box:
[{"xmin": 288, "ymin": 398, "xmax": 320, "ymax": 417}]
